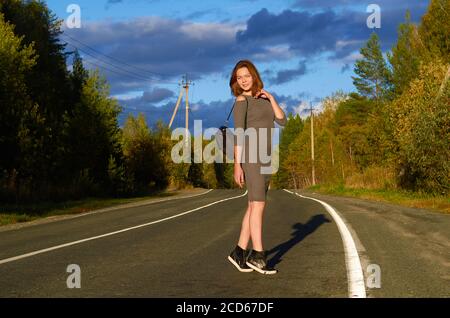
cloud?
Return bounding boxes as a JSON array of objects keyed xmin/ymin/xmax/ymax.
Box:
[
  {"xmin": 64, "ymin": 17, "xmax": 245, "ymax": 88},
  {"xmin": 292, "ymin": 0, "xmax": 428, "ymax": 11},
  {"xmin": 117, "ymin": 92, "xmax": 310, "ymax": 130},
  {"xmin": 268, "ymin": 59, "xmax": 308, "ymax": 85},
  {"xmin": 64, "ymin": 2, "xmax": 428, "ymax": 98},
  {"xmin": 236, "ymin": 4, "xmax": 428, "ymax": 61},
  {"xmin": 142, "ymin": 87, "xmax": 174, "ymax": 103},
  {"xmin": 291, "ymin": 100, "xmax": 311, "ymax": 119},
  {"xmin": 183, "ymin": 8, "xmax": 226, "ymax": 21}
]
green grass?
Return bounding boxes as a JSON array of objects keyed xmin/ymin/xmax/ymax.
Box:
[
  {"xmin": 307, "ymin": 184, "xmax": 450, "ymax": 214},
  {"xmin": 0, "ymin": 191, "xmax": 178, "ymax": 226}
]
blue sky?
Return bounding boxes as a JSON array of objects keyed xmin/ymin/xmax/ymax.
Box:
[{"xmin": 45, "ymin": 0, "xmax": 429, "ymax": 129}]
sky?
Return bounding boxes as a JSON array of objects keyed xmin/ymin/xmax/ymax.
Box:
[{"xmin": 45, "ymin": 0, "xmax": 430, "ymax": 130}]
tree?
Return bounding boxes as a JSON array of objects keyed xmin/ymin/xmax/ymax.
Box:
[
  {"xmin": 0, "ymin": 12, "xmax": 39, "ymax": 200},
  {"xmin": 352, "ymin": 32, "xmax": 392, "ymax": 101},
  {"xmin": 70, "ymin": 49, "xmax": 88, "ymax": 105},
  {"xmin": 1, "ymin": 0, "xmax": 74, "ymax": 195},
  {"xmin": 67, "ymin": 70, "xmax": 123, "ymax": 192},
  {"xmin": 390, "ymin": 61, "xmax": 449, "ymax": 193},
  {"xmin": 334, "ymin": 93, "xmax": 375, "ymax": 170},
  {"xmin": 418, "ymin": 0, "xmax": 450, "ymax": 64},
  {"xmin": 122, "ymin": 114, "xmax": 170, "ymax": 192},
  {"xmin": 273, "ymin": 113, "xmax": 303, "ymax": 188},
  {"xmin": 388, "ymin": 11, "xmax": 421, "ymax": 96}
]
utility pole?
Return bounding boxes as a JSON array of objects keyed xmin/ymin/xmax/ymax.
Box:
[
  {"xmin": 168, "ymin": 74, "xmax": 193, "ymax": 144},
  {"xmin": 307, "ymin": 102, "xmax": 316, "ymax": 186},
  {"xmin": 183, "ymin": 74, "xmax": 192, "ymax": 144}
]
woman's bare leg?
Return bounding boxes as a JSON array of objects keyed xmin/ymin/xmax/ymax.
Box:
[
  {"xmin": 249, "ymin": 201, "xmax": 265, "ymax": 251},
  {"xmin": 237, "ymin": 201, "xmax": 252, "ymax": 249}
]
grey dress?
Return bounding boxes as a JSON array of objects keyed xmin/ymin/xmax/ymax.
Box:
[{"xmin": 233, "ymin": 94, "xmax": 287, "ymax": 201}]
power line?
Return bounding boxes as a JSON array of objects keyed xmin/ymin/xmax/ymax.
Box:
[
  {"xmin": 63, "ymin": 40, "xmax": 178, "ymax": 85},
  {"xmin": 67, "ymin": 42, "xmax": 179, "ymax": 88},
  {"xmin": 65, "ymin": 42, "xmax": 158, "ymax": 82},
  {"xmin": 61, "ymin": 33, "xmax": 177, "ymax": 83}
]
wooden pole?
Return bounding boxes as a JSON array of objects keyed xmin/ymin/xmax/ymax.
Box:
[{"xmin": 309, "ymin": 102, "xmax": 316, "ymax": 186}]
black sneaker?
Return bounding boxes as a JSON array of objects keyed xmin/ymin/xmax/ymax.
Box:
[
  {"xmin": 246, "ymin": 250, "xmax": 278, "ymax": 275},
  {"xmin": 228, "ymin": 245, "xmax": 253, "ymax": 272}
]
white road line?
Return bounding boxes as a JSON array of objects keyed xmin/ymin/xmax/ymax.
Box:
[
  {"xmin": 0, "ymin": 189, "xmax": 215, "ymax": 233},
  {"xmin": 60, "ymin": 189, "xmax": 216, "ymax": 219},
  {"xmin": 283, "ymin": 189, "xmax": 366, "ymax": 298},
  {"xmin": 0, "ymin": 190, "xmax": 248, "ymax": 266}
]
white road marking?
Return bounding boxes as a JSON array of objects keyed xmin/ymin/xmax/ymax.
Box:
[
  {"xmin": 58, "ymin": 189, "xmax": 216, "ymax": 219},
  {"xmin": 0, "ymin": 190, "xmax": 248, "ymax": 266},
  {"xmin": 283, "ymin": 189, "xmax": 366, "ymax": 298},
  {"xmin": 0, "ymin": 189, "xmax": 215, "ymax": 233}
]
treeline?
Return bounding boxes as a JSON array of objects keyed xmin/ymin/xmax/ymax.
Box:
[
  {"xmin": 275, "ymin": 0, "xmax": 449, "ymax": 195},
  {"xmin": 0, "ymin": 0, "xmax": 226, "ymax": 203}
]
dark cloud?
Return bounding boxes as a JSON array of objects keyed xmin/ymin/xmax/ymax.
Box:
[
  {"xmin": 236, "ymin": 3, "xmax": 427, "ymax": 61},
  {"xmin": 268, "ymin": 60, "xmax": 307, "ymax": 85},
  {"xmin": 142, "ymin": 88, "xmax": 174, "ymax": 103},
  {"xmin": 65, "ymin": 2, "xmax": 428, "ymax": 97},
  {"xmin": 65, "ymin": 17, "xmax": 246, "ymax": 89},
  {"xmin": 184, "ymin": 8, "xmax": 224, "ymax": 20},
  {"xmin": 117, "ymin": 92, "xmax": 309, "ymax": 131},
  {"xmin": 117, "ymin": 96, "xmax": 234, "ymax": 131},
  {"xmin": 292, "ymin": 0, "xmax": 428, "ymax": 11}
]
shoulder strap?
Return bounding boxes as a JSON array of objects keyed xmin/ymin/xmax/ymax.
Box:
[{"xmin": 226, "ymin": 95, "xmax": 249, "ymax": 125}]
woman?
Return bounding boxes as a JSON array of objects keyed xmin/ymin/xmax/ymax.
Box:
[{"xmin": 227, "ymin": 60, "xmax": 287, "ymax": 275}]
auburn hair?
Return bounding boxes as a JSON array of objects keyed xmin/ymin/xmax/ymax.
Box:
[{"xmin": 229, "ymin": 60, "xmax": 264, "ymax": 97}]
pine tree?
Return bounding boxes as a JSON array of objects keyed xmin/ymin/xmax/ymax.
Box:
[
  {"xmin": 388, "ymin": 11, "xmax": 421, "ymax": 96},
  {"xmin": 70, "ymin": 49, "xmax": 88, "ymax": 105},
  {"xmin": 1, "ymin": 0, "xmax": 73, "ymax": 194},
  {"xmin": 0, "ymin": 12, "xmax": 38, "ymax": 200},
  {"xmin": 352, "ymin": 32, "xmax": 392, "ymax": 101},
  {"xmin": 419, "ymin": 0, "xmax": 450, "ymax": 63}
]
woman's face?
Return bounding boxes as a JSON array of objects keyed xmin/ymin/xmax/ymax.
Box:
[{"xmin": 236, "ymin": 67, "xmax": 253, "ymax": 92}]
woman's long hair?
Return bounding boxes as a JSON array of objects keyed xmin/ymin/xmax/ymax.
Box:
[{"xmin": 229, "ymin": 60, "xmax": 264, "ymax": 97}]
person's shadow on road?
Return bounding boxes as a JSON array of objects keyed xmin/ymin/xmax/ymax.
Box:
[{"xmin": 266, "ymin": 214, "xmax": 331, "ymax": 268}]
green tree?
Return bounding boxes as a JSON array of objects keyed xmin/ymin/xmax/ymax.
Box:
[
  {"xmin": 388, "ymin": 11, "xmax": 421, "ymax": 96},
  {"xmin": 150, "ymin": 120, "xmax": 171, "ymax": 189},
  {"xmin": 122, "ymin": 114, "xmax": 170, "ymax": 192},
  {"xmin": 0, "ymin": 13, "xmax": 40, "ymax": 200},
  {"xmin": 273, "ymin": 113, "xmax": 303, "ymax": 188},
  {"xmin": 418, "ymin": 0, "xmax": 450, "ymax": 64},
  {"xmin": 352, "ymin": 32, "xmax": 392, "ymax": 101},
  {"xmin": 70, "ymin": 49, "xmax": 88, "ymax": 105},
  {"xmin": 67, "ymin": 70, "xmax": 123, "ymax": 192},
  {"xmin": 390, "ymin": 61, "xmax": 449, "ymax": 194},
  {"xmin": 1, "ymin": 0, "xmax": 74, "ymax": 196},
  {"xmin": 188, "ymin": 159, "xmax": 204, "ymax": 188},
  {"xmin": 334, "ymin": 93, "xmax": 375, "ymax": 170}
]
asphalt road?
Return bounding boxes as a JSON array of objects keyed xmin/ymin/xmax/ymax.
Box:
[{"xmin": 0, "ymin": 189, "xmax": 448, "ymax": 298}]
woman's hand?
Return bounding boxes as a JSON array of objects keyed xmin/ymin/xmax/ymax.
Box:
[
  {"xmin": 257, "ymin": 89, "xmax": 286, "ymax": 125},
  {"xmin": 255, "ymin": 89, "xmax": 274, "ymax": 101},
  {"xmin": 234, "ymin": 164, "xmax": 245, "ymax": 188}
]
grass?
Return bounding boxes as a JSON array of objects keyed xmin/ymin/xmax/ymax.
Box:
[
  {"xmin": 0, "ymin": 191, "xmax": 179, "ymax": 227},
  {"xmin": 307, "ymin": 184, "xmax": 450, "ymax": 214}
]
